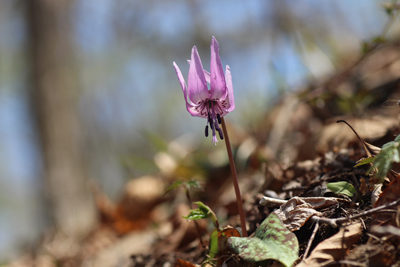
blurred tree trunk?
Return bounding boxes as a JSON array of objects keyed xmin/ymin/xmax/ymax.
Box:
[{"xmin": 27, "ymin": 0, "xmax": 96, "ymax": 238}]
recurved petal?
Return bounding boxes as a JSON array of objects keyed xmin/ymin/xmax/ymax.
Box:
[
  {"xmin": 210, "ymin": 36, "xmax": 226, "ymax": 100},
  {"xmin": 173, "ymin": 61, "xmax": 188, "ymax": 99},
  {"xmin": 188, "ymin": 46, "xmax": 209, "ymax": 104},
  {"xmin": 173, "ymin": 62, "xmax": 200, "ymax": 116},
  {"xmin": 225, "ymin": 65, "xmax": 235, "ymax": 112}
]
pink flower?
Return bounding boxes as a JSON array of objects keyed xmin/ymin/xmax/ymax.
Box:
[{"xmin": 173, "ymin": 36, "xmax": 235, "ymax": 144}]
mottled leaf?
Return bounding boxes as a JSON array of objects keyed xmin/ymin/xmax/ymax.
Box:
[
  {"xmin": 327, "ymin": 181, "xmax": 357, "ymax": 198},
  {"xmin": 228, "ymin": 213, "xmax": 299, "ymax": 267},
  {"xmin": 370, "ymin": 141, "xmax": 400, "ymax": 182}
]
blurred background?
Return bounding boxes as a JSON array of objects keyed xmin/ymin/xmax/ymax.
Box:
[{"xmin": 0, "ymin": 0, "xmax": 398, "ymax": 262}]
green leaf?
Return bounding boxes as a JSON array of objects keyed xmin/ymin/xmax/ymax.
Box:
[
  {"xmin": 182, "ymin": 201, "xmax": 218, "ymax": 228},
  {"xmin": 182, "ymin": 209, "xmax": 208, "ymax": 221},
  {"xmin": 228, "ymin": 213, "xmax": 299, "ymax": 267},
  {"xmin": 327, "ymin": 181, "xmax": 357, "ymax": 198},
  {"xmin": 165, "ymin": 180, "xmax": 204, "ymax": 194},
  {"xmin": 186, "ymin": 180, "xmax": 204, "ymax": 191},
  {"xmin": 354, "ymin": 156, "xmax": 375, "ymax": 167},
  {"xmin": 165, "ymin": 181, "xmax": 184, "ymax": 193},
  {"xmin": 208, "ymin": 229, "xmax": 220, "ymax": 261},
  {"xmin": 207, "ymin": 227, "xmax": 241, "ymax": 263}
]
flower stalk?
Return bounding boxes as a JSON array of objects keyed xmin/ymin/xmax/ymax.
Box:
[{"xmin": 221, "ymin": 117, "xmax": 247, "ymax": 237}]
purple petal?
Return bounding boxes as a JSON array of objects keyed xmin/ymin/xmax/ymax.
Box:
[
  {"xmin": 225, "ymin": 65, "xmax": 235, "ymax": 112},
  {"xmin": 173, "ymin": 61, "xmax": 201, "ymax": 116},
  {"xmin": 209, "ymin": 36, "xmax": 226, "ymax": 100},
  {"xmin": 188, "ymin": 46, "xmax": 209, "ymax": 104},
  {"xmin": 173, "ymin": 62, "xmax": 188, "ymax": 99},
  {"xmin": 187, "ymin": 59, "xmax": 211, "ymax": 84}
]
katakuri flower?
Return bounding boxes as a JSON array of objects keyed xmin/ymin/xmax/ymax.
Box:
[{"xmin": 173, "ymin": 36, "xmax": 235, "ymax": 145}]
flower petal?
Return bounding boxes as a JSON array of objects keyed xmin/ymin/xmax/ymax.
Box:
[
  {"xmin": 225, "ymin": 65, "xmax": 235, "ymax": 112},
  {"xmin": 187, "ymin": 60, "xmax": 210, "ymax": 84},
  {"xmin": 173, "ymin": 62, "xmax": 188, "ymax": 99},
  {"xmin": 188, "ymin": 46, "xmax": 209, "ymax": 104},
  {"xmin": 209, "ymin": 36, "xmax": 226, "ymax": 100},
  {"xmin": 173, "ymin": 61, "xmax": 201, "ymax": 116}
]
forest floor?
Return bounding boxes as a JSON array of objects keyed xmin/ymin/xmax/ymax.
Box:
[{"xmin": 6, "ymin": 43, "xmax": 400, "ymax": 267}]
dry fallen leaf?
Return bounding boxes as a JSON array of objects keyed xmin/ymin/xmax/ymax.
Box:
[
  {"xmin": 296, "ymin": 222, "xmax": 362, "ymax": 267},
  {"xmin": 175, "ymin": 258, "xmax": 199, "ymax": 267},
  {"xmin": 373, "ymin": 175, "xmax": 400, "ymax": 224},
  {"xmin": 270, "ymin": 197, "xmax": 350, "ymax": 231}
]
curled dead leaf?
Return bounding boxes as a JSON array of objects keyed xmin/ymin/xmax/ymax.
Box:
[{"xmin": 263, "ymin": 197, "xmax": 349, "ymax": 231}]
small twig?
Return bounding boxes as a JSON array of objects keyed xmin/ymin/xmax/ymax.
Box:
[
  {"xmin": 311, "ymin": 198, "xmax": 400, "ymax": 227},
  {"xmin": 303, "ymin": 220, "xmax": 319, "ymax": 259},
  {"xmin": 281, "ymin": 186, "xmax": 306, "ymax": 192},
  {"xmin": 360, "ymin": 218, "xmax": 366, "ymax": 230},
  {"xmin": 351, "ymin": 173, "xmax": 359, "ymax": 189},
  {"xmin": 221, "ymin": 117, "xmax": 248, "ymax": 237},
  {"xmin": 337, "ymin": 120, "xmax": 374, "ymax": 157},
  {"xmin": 324, "ymin": 260, "xmax": 366, "ymax": 267},
  {"xmin": 259, "ymin": 196, "xmax": 287, "ymax": 207},
  {"xmin": 259, "ymin": 196, "xmax": 350, "ymax": 207}
]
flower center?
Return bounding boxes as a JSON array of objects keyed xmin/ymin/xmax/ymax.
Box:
[{"xmin": 204, "ymin": 100, "xmax": 223, "ymax": 144}]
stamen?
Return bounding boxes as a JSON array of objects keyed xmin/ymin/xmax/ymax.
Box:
[
  {"xmin": 205, "ymin": 125, "xmax": 209, "ymax": 137},
  {"xmin": 217, "ymin": 114, "xmax": 221, "ymax": 124},
  {"xmin": 208, "ymin": 113, "xmax": 213, "ymax": 126},
  {"xmin": 218, "ymin": 128, "xmax": 224, "ymax": 139}
]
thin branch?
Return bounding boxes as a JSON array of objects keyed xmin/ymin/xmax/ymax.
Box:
[
  {"xmin": 311, "ymin": 198, "xmax": 400, "ymax": 227},
  {"xmin": 303, "ymin": 220, "xmax": 319, "ymax": 259}
]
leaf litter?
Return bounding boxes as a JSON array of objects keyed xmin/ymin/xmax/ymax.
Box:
[{"xmin": 7, "ymin": 45, "xmax": 400, "ymax": 267}]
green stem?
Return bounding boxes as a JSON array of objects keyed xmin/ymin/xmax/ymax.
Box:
[{"xmin": 221, "ymin": 117, "xmax": 248, "ymax": 237}]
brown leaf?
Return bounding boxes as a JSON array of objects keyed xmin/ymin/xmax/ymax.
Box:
[
  {"xmin": 175, "ymin": 258, "xmax": 199, "ymax": 267},
  {"xmin": 215, "ymin": 226, "xmax": 241, "ymax": 261},
  {"xmin": 96, "ymin": 175, "xmax": 166, "ymax": 235},
  {"xmin": 272, "ymin": 197, "xmax": 350, "ymax": 231},
  {"xmin": 296, "ymin": 223, "xmax": 362, "ymax": 267},
  {"xmin": 373, "ymin": 175, "xmax": 400, "ymax": 224}
]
